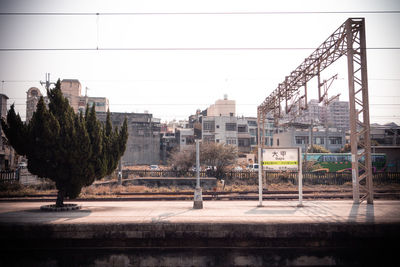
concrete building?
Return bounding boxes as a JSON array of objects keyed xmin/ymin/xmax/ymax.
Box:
[
  {"xmin": 26, "ymin": 87, "xmax": 43, "ymax": 122},
  {"xmin": 27, "ymin": 79, "xmax": 109, "ymax": 120},
  {"xmin": 370, "ymin": 123, "xmax": 400, "ymax": 146},
  {"xmin": 246, "ymin": 117, "xmax": 275, "ymax": 150},
  {"xmin": 202, "ymin": 116, "xmax": 238, "ymax": 145},
  {"xmin": 160, "ymin": 132, "xmax": 177, "ymax": 164},
  {"xmin": 97, "ymin": 112, "xmax": 161, "ymax": 166},
  {"xmin": 175, "ymin": 128, "xmax": 195, "ymax": 151},
  {"xmin": 273, "ymin": 123, "xmax": 346, "ymax": 152},
  {"xmin": 207, "ymin": 94, "xmax": 235, "ymax": 117},
  {"xmin": 284, "ymin": 98, "xmax": 350, "ymax": 130},
  {"xmin": 60, "ymin": 79, "xmax": 82, "ymax": 113},
  {"xmin": 79, "ymin": 97, "xmax": 109, "ymax": 114},
  {"xmin": 202, "ymin": 115, "xmax": 275, "ymax": 156},
  {"xmin": 326, "ymin": 99, "xmax": 350, "ymax": 129},
  {"xmin": 60, "ymin": 79, "xmax": 109, "ymax": 114}
]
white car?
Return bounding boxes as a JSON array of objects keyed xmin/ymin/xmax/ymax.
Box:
[
  {"xmin": 149, "ymin": 165, "xmax": 159, "ymax": 170},
  {"xmin": 246, "ymin": 164, "xmax": 259, "ymax": 171}
]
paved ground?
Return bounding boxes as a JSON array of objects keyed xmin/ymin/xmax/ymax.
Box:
[{"xmin": 1, "ymin": 199, "xmax": 400, "ymax": 225}]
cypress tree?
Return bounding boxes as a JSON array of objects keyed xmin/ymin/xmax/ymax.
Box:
[{"xmin": 1, "ymin": 80, "xmax": 128, "ymax": 207}]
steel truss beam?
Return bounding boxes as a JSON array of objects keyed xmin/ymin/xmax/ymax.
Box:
[{"xmin": 258, "ymin": 18, "xmax": 372, "ymax": 204}]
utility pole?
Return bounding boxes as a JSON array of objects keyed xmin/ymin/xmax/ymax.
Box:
[{"xmin": 40, "ymin": 73, "xmax": 55, "ymax": 90}]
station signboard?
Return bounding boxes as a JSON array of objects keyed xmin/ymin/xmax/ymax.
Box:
[{"xmin": 262, "ymin": 147, "xmax": 299, "ymax": 171}]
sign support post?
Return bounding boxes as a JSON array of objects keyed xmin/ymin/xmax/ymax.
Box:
[{"xmin": 258, "ymin": 147, "xmax": 263, "ymax": 207}]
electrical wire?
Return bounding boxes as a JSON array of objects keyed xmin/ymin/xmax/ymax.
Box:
[
  {"xmin": 1, "ymin": 11, "xmax": 400, "ymax": 16},
  {"xmin": 1, "ymin": 47, "xmax": 399, "ymax": 52}
]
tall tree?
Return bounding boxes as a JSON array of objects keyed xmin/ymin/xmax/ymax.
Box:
[{"xmin": 1, "ymin": 80, "xmax": 128, "ymax": 207}]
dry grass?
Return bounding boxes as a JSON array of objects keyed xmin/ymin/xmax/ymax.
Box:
[
  {"xmin": 2, "ymin": 178, "xmax": 400, "ymax": 198},
  {"xmin": 0, "ymin": 182, "xmax": 56, "ymax": 197}
]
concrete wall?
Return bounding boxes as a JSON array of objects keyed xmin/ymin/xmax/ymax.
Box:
[
  {"xmin": 97, "ymin": 112, "xmax": 160, "ymax": 166},
  {"xmin": 123, "ymin": 177, "xmax": 217, "ymax": 190}
]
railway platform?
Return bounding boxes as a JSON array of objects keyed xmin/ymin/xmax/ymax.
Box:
[{"xmin": 1, "ymin": 200, "xmax": 399, "ymax": 266}]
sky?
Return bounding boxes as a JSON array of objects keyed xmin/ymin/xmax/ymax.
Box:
[{"xmin": 0, "ymin": 0, "xmax": 399, "ymax": 124}]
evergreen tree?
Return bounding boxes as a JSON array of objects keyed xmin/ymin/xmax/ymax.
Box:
[{"xmin": 1, "ymin": 80, "xmax": 128, "ymax": 207}]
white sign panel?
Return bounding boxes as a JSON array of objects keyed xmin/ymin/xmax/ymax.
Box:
[{"xmin": 262, "ymin": 148, "xmax": 299, "ymax": 171}]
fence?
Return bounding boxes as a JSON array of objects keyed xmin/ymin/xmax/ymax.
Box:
[
  {"xmin": 0, "ymin": 170, "xmax": 19, "ymax": 183},
  {"xmin": 123, "ymin": 170, "xmax": 215, "ymax": 179},
  {"xmin": 122, "ymin": 170, "xmax": 400, "ymax": 186}
]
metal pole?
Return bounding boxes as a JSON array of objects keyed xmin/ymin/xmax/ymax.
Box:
[
  {"xmin": 196, "ymin": 139, "xmax": 200, "ymax": 188},
  {"xmin": 359, "ymin": 19, "xmax": 374, "ymax": 204},
  {"xmin": 346, "ymin": 19, "xmax": 360, "ymax": 204},
  {"xmin": 258, "ymin": 147, "xmax": 263, "ymax": 207},
  {"xmin": 261, "ymin": 113, "xmax": 266, "ymax": 190},
  {"xmin": 298, "ymin": 147, "xmax": 303, "ymax": 207},
  {"xmin": 193, "ymin": 139, "xmax": 203, "ymax": 209}
]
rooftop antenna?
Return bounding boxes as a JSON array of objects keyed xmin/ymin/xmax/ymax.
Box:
[{"xmin": 40, "ymin": 73, "xmax": 55, "ymax": 90}]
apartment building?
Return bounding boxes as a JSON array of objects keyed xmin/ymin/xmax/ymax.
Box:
[
  {"xmin": 284, "ymin": 98, "xmax": 350, "ymax": 130},
  {"xmin": 326, "ymin": 100, "xmax": 350, "ymax": 129},
  {"xmin": 202, "ymin": 115, "xmax": 275, "ymax": 154}
]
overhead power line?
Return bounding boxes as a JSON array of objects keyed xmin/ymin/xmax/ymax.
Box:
[
  {"xmin": 1, "ymin": 11, "xmax": 400, "ymax": 16},
  {"xmin": 0, "ymin": 47, "xmax": 399, "ymax": 52}
]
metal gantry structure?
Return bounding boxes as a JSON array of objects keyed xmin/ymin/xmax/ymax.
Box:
[{"xmin": 257, "ymin": 18, "xmax": 373, "ymax": 204}]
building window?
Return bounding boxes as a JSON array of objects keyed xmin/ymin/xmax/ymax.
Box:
[
  {"xmin": 248, "ymin": 120, "xmax": 257, "ymax": 126},
  {"xmin": 238, "ymin": 125, "xmax": 247, "ymax": 133},
  {"xmin": 314, "ymin": 137, "xmax": 324, "ymax": 145},
  {"xmin": 329, "ymin": 137, "xmax": 342, "ymax": 145},
  {"xmin": 295, "ymin": 136, "xmax": 309, "ymax": 144},
  {"xmin": 225, "ymin": 123, "xmax": 237, "ymax": 131},
  {"xmin": 238, "ymin": 139, "xmax": 249, "ymax": 147},
  {"xmin": 203, "ymin": 121, "xmax": 215, "ymax": 131},
  {"xmin": 203, "ymin": 135, "xmax": 215, "ymax": 143},
  {"xmin": 226, "ymin": 137, "xmax": 236, "ymax": 145}
]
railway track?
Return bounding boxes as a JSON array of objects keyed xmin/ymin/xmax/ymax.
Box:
[{"xmin": 1, "ymin": 189, "xmax": 400, "ymax": 202}]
